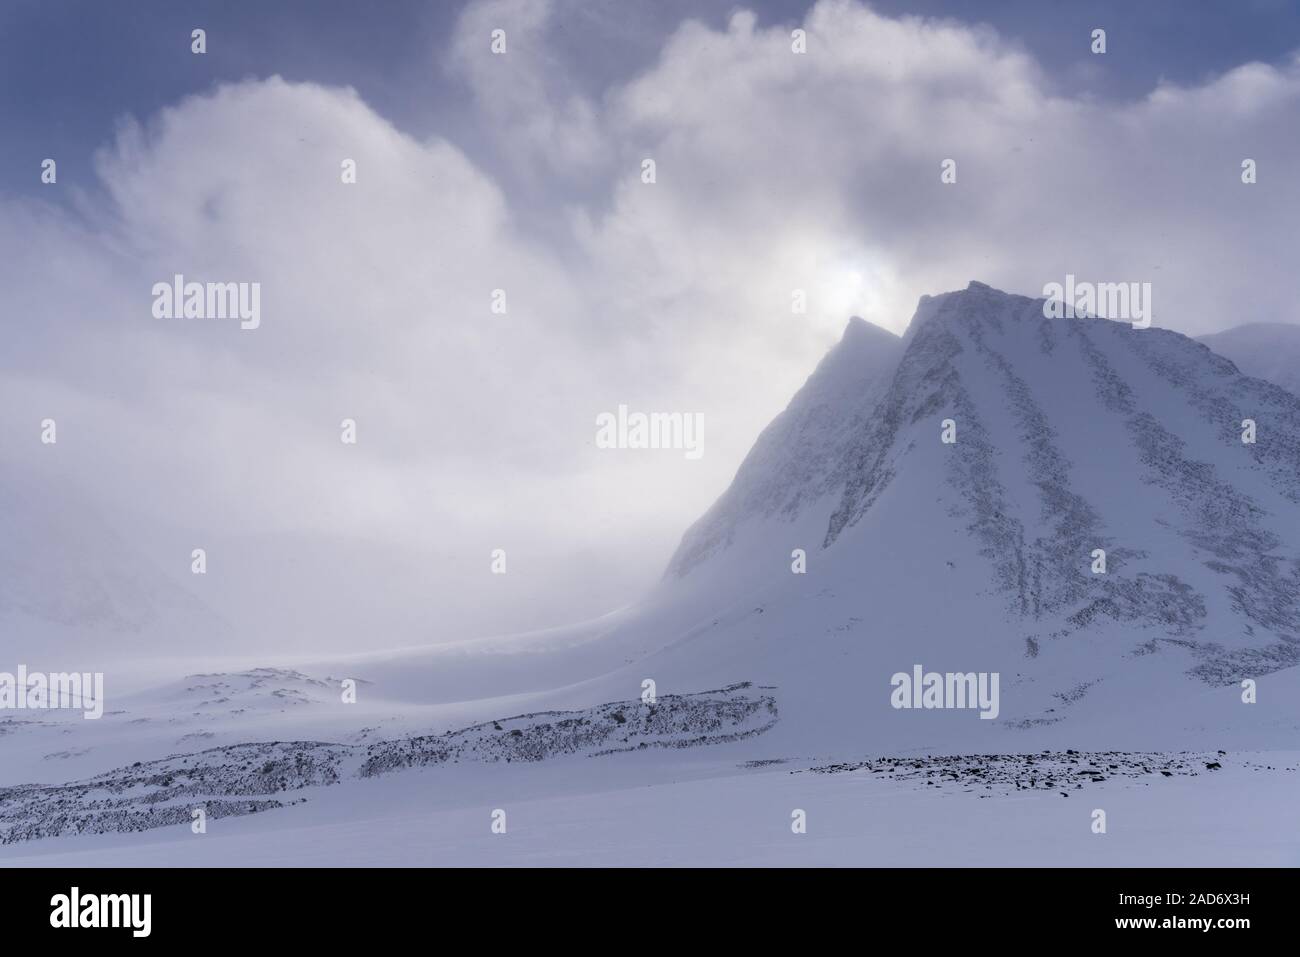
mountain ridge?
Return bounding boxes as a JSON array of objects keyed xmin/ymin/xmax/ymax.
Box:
[{"xmin": 655, "ymin": 281, "xmax": 1300, "ymax": 736}]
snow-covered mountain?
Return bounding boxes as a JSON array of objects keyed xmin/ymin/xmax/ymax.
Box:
[
  {"xmin": 1198, "ymin": 322, "xmax": 1300, "ymax": 397},
  {"xmin": 666, "ymin": 281, "xmax": 1300, "ymax": 666},
  {"xmin": 299, "ymin": 281, "xmax": 1300, "ymax": 756},
  {"xmin": 551, "ymin": 280, "xmax": 1300, "ymax": 754}
]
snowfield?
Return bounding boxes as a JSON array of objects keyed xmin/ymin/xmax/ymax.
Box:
[{"xmin": 4, "ymin": 746, "xmax": 1298, "ymax": 867}]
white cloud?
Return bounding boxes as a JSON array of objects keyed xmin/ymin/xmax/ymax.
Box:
[
  {"xmin": 4, "ymin": 1, "xmax": 1300, "ymax": 655},
  {"xmin": 449, "ymin": 0, "xmax": 606, "ymax": 176}
]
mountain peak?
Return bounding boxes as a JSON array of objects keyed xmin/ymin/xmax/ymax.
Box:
[
  {"xmin": 903, "ymin": 281, "xmax": 1041, "ymax": 337},
  {"xmin": 664, "ymin": 312, "xmax": 903, "ymax": 577},
  {"xmin": 840, "ymin": 314, "xmax": 899, "ymax": 347}
]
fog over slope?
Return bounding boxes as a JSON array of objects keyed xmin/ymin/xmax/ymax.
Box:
[{"xmin": 1198, "ymin": 322, "xmax": 1300, "ymax": 397}]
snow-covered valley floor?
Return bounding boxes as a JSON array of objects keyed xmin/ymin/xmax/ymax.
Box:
[
  {"xmin": 3, "ymin": 731, "xmax": 1296, "ymax": 866},
  {"xmin": 2, "ymin": 653, "xmax": 1298, "ymax": 867}
]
